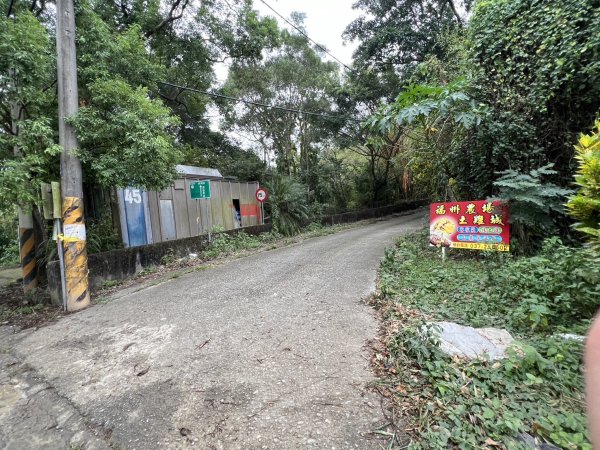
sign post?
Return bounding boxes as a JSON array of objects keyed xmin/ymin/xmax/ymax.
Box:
[
  {"xmin": 255, "ymin": 187, "xmax": 269, "ymax": 225},
  {"xmin": 41, "ymin": 182, "xmax": 68, "ymax": 310},
  {"xmin": 429, "ymin": 200, "xmax": 510, "ymax": 254}
]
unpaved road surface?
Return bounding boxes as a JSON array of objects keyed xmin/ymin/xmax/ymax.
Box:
[{"xmin": 0, "ymin": 212, "xmax": 426, "ymax": 449}]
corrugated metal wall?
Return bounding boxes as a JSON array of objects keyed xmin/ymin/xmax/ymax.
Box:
[{"xmin": 145, "ymin": 178, "xmax": 260, "ymax": 244}]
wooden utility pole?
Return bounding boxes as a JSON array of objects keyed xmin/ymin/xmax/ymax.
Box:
[{"xmin": 56, "ymin": 0, "xmax": 90, "ymax": 311}]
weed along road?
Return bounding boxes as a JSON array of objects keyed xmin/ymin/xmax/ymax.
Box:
[{"xmin": 1, "ymin": 212, "xmax": 426, "ymax": 449}]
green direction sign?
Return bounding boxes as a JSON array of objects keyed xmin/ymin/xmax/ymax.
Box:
[{"xmin": 190, "ymin": 180, "xmax": 211, "ymax": 199}]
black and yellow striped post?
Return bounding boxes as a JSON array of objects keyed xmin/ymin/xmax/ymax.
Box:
[
  {"xmin": 61, "ymin": 197, "xmax": 90, "ymax": 311},
  {"xmin": 18, "ymin": 210, "xmax": 38, "ymax": 292}
]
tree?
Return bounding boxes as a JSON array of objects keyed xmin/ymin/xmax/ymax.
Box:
[
  {"xmin": 468, "ymin": 0, "xmax": 600, "ymax": 190},
  {"xmin": 181, "ymin": 131, "xmax": 267, "ymax": 182},
  {"xmin": 221, "ymin": 22, "xmax": 342, "ymax": 196},
  {"xmin": 343, "ymin": 0, "xmax": 470, "ymax": 81}
]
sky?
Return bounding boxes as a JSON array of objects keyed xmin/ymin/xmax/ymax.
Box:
[
  {"xmin": 214, "ymin": 0, "xmax": 361, "ymax": 83},
  {"xmin": 254, "ymin": 0, "xmax": 360, "ymax": 67}
]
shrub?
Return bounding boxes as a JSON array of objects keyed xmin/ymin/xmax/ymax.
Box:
[
  {"xmin": 493, "ymin": 164, "xmax": 572, "ymax": 252},
  {"xmin": 0, "ymin": 216, "xmax": 19, "ymax": 266},
  {"xmin": 567, "ymin": 119, "xmax": 600, "ymax": 248},
  {"xmin": 266, "ymin": 175, "xmax": 309, "ymax": 236},
  {"xmin": 497, "ymin": 238, "xmax": 600, "ymax": 331},
  {"xmin": 86, "ymin": 213, "xmax": 122, "ymax": 254}
]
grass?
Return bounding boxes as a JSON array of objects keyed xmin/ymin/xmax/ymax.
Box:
[{"xmin": 372, "ymin": 229, "xmax": 597, "ymax": 449}]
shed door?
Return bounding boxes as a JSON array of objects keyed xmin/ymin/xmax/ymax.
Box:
[
  {"xmin": 122, "ymin": 187, "xmax": 148, "ymax": 247},
  {"xmin": 160, "ymin": 199, "xmax": 177, "ymax": 240}
]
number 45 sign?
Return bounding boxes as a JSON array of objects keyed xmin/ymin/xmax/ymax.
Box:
[{"xmin": 124, "ymin": 188, "xmax": 142, "ymax": 204}]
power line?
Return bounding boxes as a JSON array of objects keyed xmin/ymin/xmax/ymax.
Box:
[
  {"xmin": 257, "ymin": 0, "xmax": 355, "ymax": 73},
  {"xmin": 157, "ymin": 81, "xmax": 361, "ymax": 123}
]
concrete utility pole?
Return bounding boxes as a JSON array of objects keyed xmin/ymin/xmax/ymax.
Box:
[
  {"xmin": 56, "ymin": 0, "xmax": 90, "ymax": 311},
  {"xmin": 11, "ymin": 103, "xmax": 38, "ymax": 293}
]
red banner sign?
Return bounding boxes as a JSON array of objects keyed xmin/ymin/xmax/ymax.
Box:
[{"xmin": 430, "ymin": 200, "xmax": 510, "ymax": 252}]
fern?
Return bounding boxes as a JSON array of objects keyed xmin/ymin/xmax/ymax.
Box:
[{"xmin": 493, "ymin": 164, "xmax": 573, "ymax": 251}]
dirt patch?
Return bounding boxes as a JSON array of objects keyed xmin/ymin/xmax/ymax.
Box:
[{"xmin": 0, "ymin": 282, "xmax": 63, "ymax": 330}]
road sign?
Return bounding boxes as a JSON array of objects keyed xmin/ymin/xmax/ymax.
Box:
[
  {"xmin": 190, "ymin": 180, "xmax": 211, "ymax": 199},
  {"xmin": 255, "ymin": 187, "xmax": 269, "ymax": 203}
]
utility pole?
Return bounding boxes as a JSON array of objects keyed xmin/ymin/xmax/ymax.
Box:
[
  {"xmin": 56, "ymin": 0, "xmax": 90, "ymax": 311},
  {"xmin": 11, "ymin": 103, "xmax": 38, "ymax": 293}
]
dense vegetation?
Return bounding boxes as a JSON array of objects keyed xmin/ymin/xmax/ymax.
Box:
[{"xmin": 375, "ymin": 231, "xmax": 599, "ymax": 448}]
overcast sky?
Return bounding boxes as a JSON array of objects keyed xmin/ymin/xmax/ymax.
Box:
[
  {"xmin": 254, "ymin": 0, "xmax": 360, "ymax": 66},
  {"xmin": 214, "ymin": 0, "xmax": 361, "ymax": 83}
]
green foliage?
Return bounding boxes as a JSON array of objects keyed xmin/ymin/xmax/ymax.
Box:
[
  {"xmin": 468, "ymin": 0, "xmax": 600, "ymax": 188},
  {"xmin": 493, "ymin": 164, "xmax": 573, "ymax": 250},
  {"xmin": 365, "ymin": 81, "xmax": 487, "ymax": 200},
  {"xmin": 86, "ymin": 213, "xmax": 122, "ymax": 254},
  {"xmin": 266, "ymin": 175, "xmax": 309, "ymax": 236},
  {"xmin": 499, "ymin": 238, "xmax": 600, "ymax": 332},
  {"xmin": 343, "ymin": 0, "xmax": 468, "ymax": 77},
  {"xmin": 0, "ymin": 11, "xmax": 59, "ymax": 207},
  {"xmin": 221, "ymin": 24, "xmax": 341, "ymax": 184},
  {"xmin": 181, "ymin": 132, "xmax": 266, "ymax": 182},
  {"xmin": 0, "ymin": 216, "xmax": 19, "ymax": 266},
  {"xmin": 70, "ymin": 78, "xmax": 182, "ymax": 191},
  {"xmin": 567, "ymin": 120, "xmax": 600, "ymax": 246},
  {"xmin": 377, "ymin": 231, "xmax": 593, "ymax": 449},
  {"xmin": 203, "ymin": 232, "xmax": 262, "ymax": 259}
]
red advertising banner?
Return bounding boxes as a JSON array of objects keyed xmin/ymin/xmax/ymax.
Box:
[{"xmin": 430, "ymin": 200, "xmax": 510, "ymax": 252}]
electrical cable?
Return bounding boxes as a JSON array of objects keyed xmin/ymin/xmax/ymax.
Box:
[
  {"xmin": 157, "ymin": 81, "xmax": 363, "ymax": 123},
  {"xmin": 256, "ymin": 0, "xmax": 355, "ymax": 73}
]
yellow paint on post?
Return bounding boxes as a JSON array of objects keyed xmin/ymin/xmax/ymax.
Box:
[
  {"xmin": 62, "ymin": 196, "xmax": 90, "ymax": 311},
  {"xmin": 18, "ymin": 225, "xmax": 38, "ymax": 292}
]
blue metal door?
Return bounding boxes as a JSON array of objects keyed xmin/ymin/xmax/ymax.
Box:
[{"xmin": 119, "ymin": 187, "xmax": 149, "ymax": 247}]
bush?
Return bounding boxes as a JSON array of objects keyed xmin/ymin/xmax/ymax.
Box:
[
  {"xmin": 0, "ymin": 217, "xmax": 19, "ymax": 266},
  {"xmin": 266, "ymin": 175, "xmax": 309, "ymax": 236},
  {"xmin": 377, "ymin": 231, "xmax": 593, "ymax": 449},
  {"xmin": 86, "ymin": 213, "xmax": 122, "ymax": 254},
  {"xmin": 202, "ymin": 232, "xmax": 261, "ymax": 259},
  {"xmin": 567, "ymin": 119, "xmax": 600, "ymax": 248},
  {"xmin": 497, "ymin": 238, "xmax": 600, "ymax": 331},
  {"xmin": 493, "ymin": 164, "xmax": 572, "ymax": 253}
]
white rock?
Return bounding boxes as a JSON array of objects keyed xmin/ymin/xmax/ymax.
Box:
[
  {"xmin": 555, "ymin": 333, "xmax": 585, "ymax": 342},
  {"xmin": 428, "ymin": 321, "xmax": 514, "ymax": 360}
]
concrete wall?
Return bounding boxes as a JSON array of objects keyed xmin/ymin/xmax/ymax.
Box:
[
  {"xmin": 47, "ymin": 224, "xmax": 271, "ymax": 305},
  {"xmin": 47, "ymin": 199, "xmax": 427, "ymax": 305}
]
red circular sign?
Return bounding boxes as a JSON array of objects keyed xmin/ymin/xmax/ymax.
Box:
[{"xmin": 255, "ymin": 187, "xmax": 269, "ymax": 203}]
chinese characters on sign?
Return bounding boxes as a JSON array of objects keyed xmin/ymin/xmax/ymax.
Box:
[{"xmin": 430, "ymin": 200, "xmax": 510, "ymax": 252}]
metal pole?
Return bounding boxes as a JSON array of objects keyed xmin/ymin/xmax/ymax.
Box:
[
  {"xmin": 208, "ymin": 198, "xmax": 212, "ymax": 243},
  {"xmin": 57, "ymin": 0, "xmax": 90, "ymax": 311},
  {"xmin": 442, "ymin": 246, "xmax": 446, "ymax": 262},
  {"xmin": 56, "ymin": 220, "xmax": 68, "ymax": 311}
]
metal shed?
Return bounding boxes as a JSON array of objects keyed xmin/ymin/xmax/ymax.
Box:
[{"xmin": 117, "ymin": 165, "xmax": 262, "ymax": 247}]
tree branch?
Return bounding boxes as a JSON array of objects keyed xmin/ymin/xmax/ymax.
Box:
[
  {"xmin": 6, "ymin": 0, "xmax": 15, "ymax": 17},
  {"xmin": 446, "ymin": 0, "xmax": 463, "ymax": 26},
  {"xmin": 146, "ymin": 0, "xmax": 190, "ymax": 37}
]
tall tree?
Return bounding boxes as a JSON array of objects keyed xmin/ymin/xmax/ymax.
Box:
[
  {"xmin": 343, "ymin": 0, "xmax": 470, "ymax": 79},
  {"xmin": 221, "ymin": 21, "xmax": 342, "ymax": 195}
]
